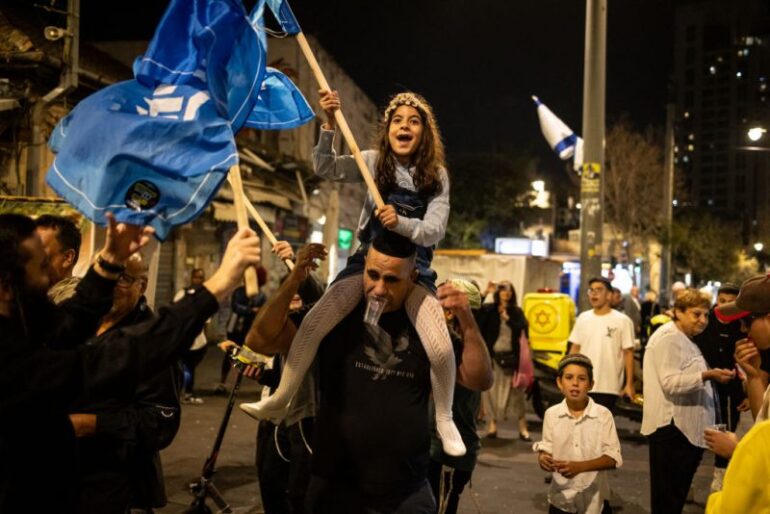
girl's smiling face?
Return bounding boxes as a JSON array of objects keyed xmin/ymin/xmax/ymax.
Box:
[{"xmin": 388, "ymin": 105, "xmax": 424, "ymax": 164}]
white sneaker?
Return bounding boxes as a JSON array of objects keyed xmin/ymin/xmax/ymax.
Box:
[{"xmin": 239, "ymin": 399, "xmax": 289, "ymax": 422}]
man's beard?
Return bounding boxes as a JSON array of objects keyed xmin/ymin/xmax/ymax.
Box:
[{"xmin": 12, "ymin": 281, "xmax": 58, "ymax": 344}]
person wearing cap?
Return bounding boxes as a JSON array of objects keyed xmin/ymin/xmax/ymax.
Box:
[
  {"xmin": 568, "ymin": 277, "xmax": 636, "ymax": 414},
  {"xmin": 693, "ymin": 282, "xmax": 747, "ymax": 491},
  {"xmin": 641, "ymin": 289, "xmax": 735, "ymax": 513},
  {"xmin": 533, "ymin": 354, "xmax": 622, "ymax": 514},
  {"xmin": 702, "ymin": 272, "xmax": 770, "ymax": 464},
  {"xmin": 715, "ymin": 272, "xmax": 770, "ymax": 423},
  {"xmin": 429, "ymin": 279, "xmax": 493, "ymax": 514}
]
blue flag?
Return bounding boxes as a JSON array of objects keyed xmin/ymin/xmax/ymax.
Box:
[
  {"xmin": 134, "ymin": 0, "xmax": 266, "ymax": 131},
  {"xmin": 246, "ymin": 67, "xmax": 314, "ymax": 129},
  {"xmin": 47, "ymin": 81, "xmax": 237, "ymax": 240},
  {"xmin": 265, "ymin": 0, "xmax": 302, "ymax": 34},
  {"xmin": 46, "ymin": 0, "xmax": 313, "ymax": 239},
  {"xmin": 246, "ymin": 0, "xmax": 314, "ymax": 130}
]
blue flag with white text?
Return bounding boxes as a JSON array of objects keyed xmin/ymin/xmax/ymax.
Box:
[
  {"xmin": 47, "ymin": 81, "xmax": 237, "ymax": 240},
  {"xmin": 46, "ymin": 0, "xmax": 314, "ymax": 239},
  {"xmin": 134, "ymin": 0, "xmax": 266, "ymax": 131}
]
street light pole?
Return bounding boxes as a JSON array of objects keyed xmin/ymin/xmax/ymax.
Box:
[
  {"xmin": 578, "ymin": 0, "xmax": 607, "ymax": 311},
  {"xmin": 659, "ymin": 102, "xmax": 675, "ymax": 307}
]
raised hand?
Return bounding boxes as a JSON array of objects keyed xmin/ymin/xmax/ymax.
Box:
[
  {"xmin": 319, "ymin": 89, "xmax": 340, "ymax": 130},
  {"xmin": 290, "ymin": 243, "xmax": 327, "ymax": 282},
  {"xmin": 100, "ymin": 212, "xmax": 154, "ymax": 265},
  {"xmin": 204, "ymin": 228, "xmax": 261, "ymax": 303}
]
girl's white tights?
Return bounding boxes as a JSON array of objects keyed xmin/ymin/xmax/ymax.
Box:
[{"xmin": 239, "ymin": 273, "xmax": 466, "ymax": 457}]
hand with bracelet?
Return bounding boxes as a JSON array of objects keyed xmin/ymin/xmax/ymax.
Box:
[{"xmin": 93, "ymin": 213, "xmax": 154, "ymax": 278}]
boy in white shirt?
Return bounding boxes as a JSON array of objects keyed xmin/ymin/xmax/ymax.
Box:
[
  {"xmin": 569, "ymin": 277, "xmax": 636, "ymax": 414},
  {"xmin": 534, "ymin": 354, "xmax": 622, "ymax": 514}
]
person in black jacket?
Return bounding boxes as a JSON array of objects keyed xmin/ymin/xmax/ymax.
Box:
[
  {"xmin": 68, "ymin": 254, "xmax": 183, "ymax": 514},
  {"xmin": 0, "ymin": 213, "xmax": 261, "ymax": 514},
  {"xmin": 478, "ymin": 281, "xmax": 531, "ymax": 440}
]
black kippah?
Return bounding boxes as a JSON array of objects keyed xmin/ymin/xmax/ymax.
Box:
[{"xmin": 371, "ymin": 230, "xmax": 416, "ymax": 259}]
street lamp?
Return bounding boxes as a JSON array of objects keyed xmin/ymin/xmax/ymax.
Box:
[
  {"xmin": 748, "ymin": 126, "xmax": 767, "ymax": 142},
  {"xmin": 755, "ymin": 242, "xmax": 764, "ymax": 252}
]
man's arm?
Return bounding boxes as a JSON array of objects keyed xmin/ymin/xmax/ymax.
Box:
[
  {"xmin": 437, "ymin": 283, "xmax": 493, "ymax": 391},
  {"xmin": 244, "ymin": 243, "xmax": 327, "ymax": 356}
]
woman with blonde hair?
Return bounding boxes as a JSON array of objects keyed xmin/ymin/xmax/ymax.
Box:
[{"xmin": 641, "ymin": 289, "xmax": 736, "ymax": 513}]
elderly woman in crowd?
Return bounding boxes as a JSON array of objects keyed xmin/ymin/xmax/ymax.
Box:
[{"xmin": 640, "ymin": 289, "xmax": 735, "ymax": 514}]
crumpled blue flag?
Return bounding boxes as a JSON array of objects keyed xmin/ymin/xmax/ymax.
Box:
[
  {"xmin": 134, "ymin": 0, "xmax": 266, "ymax": 131},
  {"xmin": 265, "ymin": 0, "xmax": 302, "ymax": 34},
  {"xmin": 47, "ymin": 81, "xmax": 237, "ymax": 240},
  {"xmin": 246, "ymin": 67, "xmax": 314, "ymax": 129},
  {"xmin": 46, "ymin": 0, "xmax": 314, "ymax": 240}
]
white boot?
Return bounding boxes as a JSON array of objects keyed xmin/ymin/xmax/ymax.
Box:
[
  {"xmin": 240, "ymin": 274, "xmax": 363, "ymax": 422},
  {"xmin": 405, "ymin": 284, "xmax": 466, "ymax": 457}
]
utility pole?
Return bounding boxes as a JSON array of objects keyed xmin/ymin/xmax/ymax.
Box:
[
  {"xmin": 660, "ymin": 102, "xmax": 675, "ymax": 305},
  {"xmin": 578, "ymin": 0, "xmax": 607, "ymax": 311}
]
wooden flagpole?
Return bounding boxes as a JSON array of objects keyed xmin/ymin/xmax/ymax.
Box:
[
  {"xmin": 227, "ymin": 165, "xmax": 259, "ymax": 296},
  {"xmin": 242, "ymin": 194, "xmax": 295, "ymax": 271},
  {"xmin": 294, "ymin": 32, "xmax": 385, "ymax": 209}
]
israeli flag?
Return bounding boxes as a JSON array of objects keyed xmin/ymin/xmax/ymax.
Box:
[
  {"xmin": 47, "ymin": 81, "xmax": 237, "ymax": 240},
  {"xmin": 532, "ymin": 95, "xmax": 583, "ymax": 171}
]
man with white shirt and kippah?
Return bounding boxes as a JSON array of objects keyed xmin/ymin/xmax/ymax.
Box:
[{"xmin": 568, "ymin": 277, "xmax": 636, "ymax": 414}]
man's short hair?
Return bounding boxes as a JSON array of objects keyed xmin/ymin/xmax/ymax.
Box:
[
  {"xmin": 717, "ymin": 283, "xmax": 740, "ymax": 296},
  {"xmin": 371, "ymin": 231, "xmax": 416, "ymax": 260},
  {"xmin": 558, "ymin": 353, "xmax": 594, "ymax": 382},
  {"xmin": 0, "ymin": 214, "xmax": 37, "ymax": 288},
  {"xmin": 35, "ymin": 215, "xmax": 81, "ymax": 260},
  {"xmin": 588, "ymin": 277, "xmax": 612, "ymax": 292}
]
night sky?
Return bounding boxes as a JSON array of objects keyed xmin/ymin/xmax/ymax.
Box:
[{"xmin": 75, "ymin": 0, "xmax": 675, "ymax": 176}]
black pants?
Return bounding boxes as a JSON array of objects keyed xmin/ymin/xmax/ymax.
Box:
[
  {"xmin": 588, "ymin": 392, "xmax": 617, "ymax": 415},
  {"xmin": 427, "ymin": 459, "xmax": 472, "ymax": 514},
  {"xmin": 256, "ymin": 418, "xmax": 314, "ymax": 514},
  {"xmin": 305, "ymin": 476, "xmax": 436, "ymax": 514},
  {"xmin": 647, "ymin": 423, "xmax": 703, "ymax": 514}
]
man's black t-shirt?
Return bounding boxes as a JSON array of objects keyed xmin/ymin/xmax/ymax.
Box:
[{"xmin": 311, "ymin": 301, "xmax": 431, "ymax": 496}]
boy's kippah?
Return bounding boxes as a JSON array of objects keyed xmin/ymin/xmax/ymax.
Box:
[{"xmin": 558, "ymin": 353, "xmax": 593, "ymax": 375}]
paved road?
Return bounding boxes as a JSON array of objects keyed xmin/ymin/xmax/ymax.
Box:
[{"xmin": 158, "ymin": 349, "xmax": 739, "ymax": 513}]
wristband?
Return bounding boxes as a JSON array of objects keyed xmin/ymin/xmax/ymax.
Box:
[{"xmin": 96, "ymin": 254, "xmax": 126, "ymax": 274}]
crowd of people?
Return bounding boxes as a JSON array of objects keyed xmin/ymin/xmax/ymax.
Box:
[{"xmin": 1, "ymin": 83, "xmax": 769, "ymax": 514}]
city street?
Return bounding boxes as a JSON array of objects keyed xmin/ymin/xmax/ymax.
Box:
[{"xmin": 157, "ymin": 349, "xmax": 731, "ymax": 514}]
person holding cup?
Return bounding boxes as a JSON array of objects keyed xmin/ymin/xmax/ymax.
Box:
[
  {"xmin": 702, "ymin": 273, "xmax": 770, "ymax": 513},
  {"xmin": 641, "ymin": 289, "xmax": 735, "ymax": 513}
]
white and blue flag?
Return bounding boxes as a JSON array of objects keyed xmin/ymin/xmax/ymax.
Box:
[
  {"xmin": 532, "ymin": 95, "xmax": 583, "ymax": 172},
  {"xmin": 46, "ymin": 0, "xmax": 314, "ymax": 240}
]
